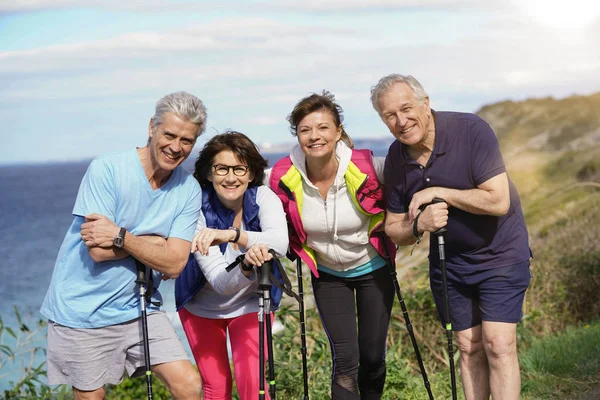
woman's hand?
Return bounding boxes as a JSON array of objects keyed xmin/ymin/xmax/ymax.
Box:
[
  {"xmin": 192, "ymin": 228, "xmax": 235, "ymax": 256},
  {"xmin": 243, "ymin": 244, "xmax": 273, "ymax": 267}
]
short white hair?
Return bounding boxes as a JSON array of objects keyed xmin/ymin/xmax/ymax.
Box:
[
  {"xmin": 150, "ymin": 91, "xmax": 207, "ymax": 137},
  {"xmin": 370, "ymin": 74, "xmax": 429, "ymax": 115}
]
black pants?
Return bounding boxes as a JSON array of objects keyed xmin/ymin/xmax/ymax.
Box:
[{"xmin": 311, "ymin": 266, "xmax": 395, "ymax": 400}]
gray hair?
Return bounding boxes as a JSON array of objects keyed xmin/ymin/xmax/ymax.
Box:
[
  {"xmin": 370, "ymin": 74, "xmax": 429, "ymax": 115},
  {"xmin": 150, "ymin": 91, "xmax": 207, "ymax": 137}
]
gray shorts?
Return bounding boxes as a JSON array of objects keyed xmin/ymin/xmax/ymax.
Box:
[{"xmin": 47, "ymin": 311, "xmax": 190, "ymax": 391}]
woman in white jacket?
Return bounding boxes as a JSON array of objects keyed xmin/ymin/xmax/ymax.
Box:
[{"xmin": 266, "ymin": 91, "xmax": 395, "ymax": 400}]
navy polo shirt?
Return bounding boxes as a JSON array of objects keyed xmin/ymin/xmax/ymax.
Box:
[{"xmin": 384, "ymin": 111, "xmax": 530, "ymax": 270}]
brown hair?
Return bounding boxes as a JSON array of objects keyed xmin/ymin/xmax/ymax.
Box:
[
  {"xmin": 193, "ymin": 131, "xmax": 267, "ymax": 188},
  {"xmin": 287, "ymin": 90, "xmax": 354, "ymax": 148}
]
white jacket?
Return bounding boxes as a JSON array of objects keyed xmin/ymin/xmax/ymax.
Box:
[{"xmin": 265, "ymin": 141, "xmax": 385, "ymax": 272}]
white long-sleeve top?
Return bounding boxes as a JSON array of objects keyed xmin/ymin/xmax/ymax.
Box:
[
  {"xmin": 265, "ymin": 141, "xmax": 385, "ymax": 272},
  {"xmin": 183, "ymin": 185, "xmax": 288, "ymax": 319}
]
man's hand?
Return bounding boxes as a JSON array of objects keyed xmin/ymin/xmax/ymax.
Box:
[
  {"xmin": 81, "ymin": 214, "xmax": 119, "ymax": 248},
  {"xmin": 408, "ymin": 187, "xmax": 447, "ymax": 221},
  {"xmin": 192, "ymin": 228, "xmax": 236, "ymax": 256},
  {"xmin": 417, "ymin": 201, "xmax": 449, "ymax": 233}
]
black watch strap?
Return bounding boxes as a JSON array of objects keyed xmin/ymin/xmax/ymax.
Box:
[
  {"xmin": 228, "ymin": 227, "xmax": 240, "ymax": 243},
  {"xmin": 113, "ymin": 227, "xmax": 126, "ymax": 248}
]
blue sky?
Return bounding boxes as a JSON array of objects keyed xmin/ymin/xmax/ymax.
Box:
[{"xmin": 1, "ymin": 0, "xmax": 599, "ymax": 164}]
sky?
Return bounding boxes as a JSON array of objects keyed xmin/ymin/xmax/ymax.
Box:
[{"xmin": 1, "ymin": 0, "xmax": 599, "ymax": 164}]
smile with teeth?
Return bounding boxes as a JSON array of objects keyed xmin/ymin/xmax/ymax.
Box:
[
  {"xmin": 163, "ymin": 152, "xmax": 179, "ymax": 161},
  {"xmin": 401, "ymin": 125, "xmax": 415, "ymax": 134},
  {"xmin": 222, "ymin": 185, "xmax": 240, "ymax": 190},
  {"xmin": 308, "ymin": 143, "xmax": 326, "ymax": 148}
]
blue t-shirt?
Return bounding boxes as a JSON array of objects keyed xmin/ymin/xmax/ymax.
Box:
[
  {"xmin": 41, "ymin": 149, "xmax": 201, "ymax": 328},
  {"xmin": 384, "ymin": 111, "xmax": 530, "ymax": 270}
]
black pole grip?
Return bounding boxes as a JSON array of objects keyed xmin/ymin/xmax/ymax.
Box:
[
  {"xmin": 258, "ymin": 250, "xmax": 276, "ymax": 288},
  {"xmin": 431, "ymin": 198, "xmax": 448, "ymax": 236}
]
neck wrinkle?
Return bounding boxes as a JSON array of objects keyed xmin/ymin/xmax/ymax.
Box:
[{"xmin": 138, "ymin": 146, "xmax": 171, "ymax": 190}]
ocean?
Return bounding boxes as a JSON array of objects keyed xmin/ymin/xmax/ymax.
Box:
[{"xmin": 0, "ymin": 147, "xmax": 389, "ymax": 391}]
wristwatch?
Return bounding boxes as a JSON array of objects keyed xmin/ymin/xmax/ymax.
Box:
[
  {"xmin": 113, "ymin": 227, "xmax": 126, "ymax": 248},
  {"xmin": 228, "ymin": 227, "xmax": 240, "ymax": 243}
]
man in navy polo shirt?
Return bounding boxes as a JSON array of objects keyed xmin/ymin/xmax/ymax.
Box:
[{"xmin": 370, "ymin": 74, "xmax": 531, "ymax": 400}]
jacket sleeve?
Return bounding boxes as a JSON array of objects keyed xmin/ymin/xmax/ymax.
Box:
[
  {"xmin": 244, "ymin": 186, "xmax": 289, "ymax": 258},
  {"xmin": 263, "ymin": 167, "xmax": 273, "ymax": 187},
  {"xmin": 373, "ymin": 156, "xmax": 386, "ymax": 183},
  {"xmin": 193, "ymin": 214, "xmax": 256, "ymax": 295}
]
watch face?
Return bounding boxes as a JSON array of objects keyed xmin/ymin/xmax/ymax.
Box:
[{"xmin": 113, "ymin": 237, "xmax": 124, "ymax": 248}]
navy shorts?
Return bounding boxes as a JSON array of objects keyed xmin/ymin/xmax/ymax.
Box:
[{"xmin": 429, "ymin": 260, "xmax": 531, "ymax": 331}]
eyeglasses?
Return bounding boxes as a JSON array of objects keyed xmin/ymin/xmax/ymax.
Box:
[{"xmin": 212, "ymin": 164, "xmax": 250, "ymax": 177}]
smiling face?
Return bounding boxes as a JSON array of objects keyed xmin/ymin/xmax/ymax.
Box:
[
  {"xmin": 378, "ymin": 82, "xmax": 432, "ymax": 147},
  {"xmin": 296, "ymin": 109, "xmax": 342, "ymax": 161},
  {"xmin": 148, "ymin": 112, "xmax": 198, "ymax": 175},
  {"xmin": 208, "ymin": 149, "xmax": 253, "ymax": 210}
]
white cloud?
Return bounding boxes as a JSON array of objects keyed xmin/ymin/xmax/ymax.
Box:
[
  {"xmin": 258, "ymin": 0, "xmax": 509, "ymax": 13},
  {"xmin": 2, "ymin": 4, "xmax": 600, "ymax": 164},
  {"xmin": 0, "ymin": 0, "xmax": 230, "ymax": 13},
  {"xmin": 0, "ymin": 0, "xmax": 507, "ymax": 14}
]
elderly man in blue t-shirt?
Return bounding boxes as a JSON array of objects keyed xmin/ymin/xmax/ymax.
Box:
[
  {"xmin": 41, "ymin": 92, "xmax": 207, "ymax": 400},
  {"xmin": 371, "ymin": 74, "xmax": 531, "ymax": 400}
]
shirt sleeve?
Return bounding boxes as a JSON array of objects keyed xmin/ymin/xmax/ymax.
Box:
[
  {"xmin": 383, "ymin": 144, "xmax": 407, "ymax": 213},
  {"xmin": 373, "ymin": 156, "xmax": 386, "ymax": 183},
  {"xmin": 72, "ymin": 158, "xmax": 117, "ymax": 220},
  {"xmin": 470, "ymin": 119, "xmax": 506, "ymax": 186},
  {"xmin": 192, "ymin": 213, "xmax": 256, "ymax": 295},
  {"xmin": 168, "ymin": 180, "xmax": 202, "ymax": 242},
  {"xmin": 245, "ymin": 186, "xmax": 289, "ymax": 258}
]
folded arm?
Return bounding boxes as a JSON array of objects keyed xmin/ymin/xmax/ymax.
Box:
[
  {"xmin": 407, "ymin": 173, "xmax": 510, "ymax": 221},
  {"xmin": 81, "ymin": 214, "xmax": 191, "ymax": 278}
]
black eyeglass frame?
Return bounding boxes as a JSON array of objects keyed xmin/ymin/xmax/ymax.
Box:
[{"xmin": 211, "ymin": 164, "xmax": 250, "ymax": 177}]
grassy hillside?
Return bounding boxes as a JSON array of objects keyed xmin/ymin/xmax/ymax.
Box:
[{"xmin": 478, "ymin": 93, "xmax": 600, "ymax": 335}]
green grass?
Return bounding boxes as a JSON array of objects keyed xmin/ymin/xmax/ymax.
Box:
[{"xmin": 521, "ymin": 321, "xmax": 600, "ymax": 399}]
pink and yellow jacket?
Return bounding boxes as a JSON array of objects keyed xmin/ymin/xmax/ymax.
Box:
[{"xmin": 269, "ymin": 147, "xmax": 396, "ymax": 277}]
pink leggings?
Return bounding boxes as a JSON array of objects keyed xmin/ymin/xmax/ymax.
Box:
[{"xmin": 179, "ymin": 307, "xmax": 272, "ymax": 400}]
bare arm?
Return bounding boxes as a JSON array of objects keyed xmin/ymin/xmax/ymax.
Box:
[
  {"xmin": 384, "ymin": 210, "xmax": 416, "ymax": 247},
  {"xmin": 87, "ymin": 235, "xmax": 166, "ymax": 262},
  {"xmin": 386, "ymin": 202, "xmax": 449, "ymax": 246},
  {"xmin": 407, "ymin": 173, "xmax": 510, "ymax": 221},
  {"xmin": 81, "ymin": 214, "xmax": 191, "ymax": 278}
]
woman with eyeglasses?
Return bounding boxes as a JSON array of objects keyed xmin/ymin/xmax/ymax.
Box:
[{"xmin": 175, "ymin": 131, "xmax": 288, "ymax": 400}]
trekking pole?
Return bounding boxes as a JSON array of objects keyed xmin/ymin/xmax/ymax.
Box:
[
  {"xmin": 257, "ymin": 253, "xmax": 276, "ymax": 400},
  {"xmin": 431, "ymin": 198, "xmax": 457, "ymax": 400},
  {"xmin": 226, "ymin": 252, "xmax": 303, "ymax": 399},
  {"xmin": 295, "ymin": 258, "xmax": 310, "ymax": 400},
  {"xmin": 134, "ymin": 260, "xmax": 153, "ymax": 400},
  {"xmin": 382, "ymin": 239, "xmax": 434, "ymax": 400},
  {"xmin": 264, "ymin": 251, "xmax": 277, "ymax": 399}
]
